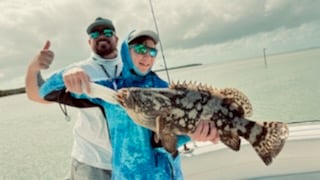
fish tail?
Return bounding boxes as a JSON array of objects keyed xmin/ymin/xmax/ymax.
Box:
[{"xmin": 245, "ymin": 121, "xmax": 289, "ymax": 165}]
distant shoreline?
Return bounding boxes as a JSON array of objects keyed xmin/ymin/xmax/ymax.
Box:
[
  {"xmin": 0, "ymin": 87, "xmax": 25, "ymax": 97},
  {"xmin": 221, "ymin": 46, "xmax": 320, "ymax": 65},
  {"xmin": 1, "ymin": 46, "xmax": 319, "ymax": 98},
  {"xmin": 0, "ymin": 64, "xmax": 203, "ymax": 98},
  {"xmin": 154, "ymin": 63, "xmax": 202, "ymax": 72}
]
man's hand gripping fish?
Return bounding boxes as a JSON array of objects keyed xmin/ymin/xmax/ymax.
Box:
[{"xmin": 90, "ymin": 81, "xmax": 289, "ymax": 165}]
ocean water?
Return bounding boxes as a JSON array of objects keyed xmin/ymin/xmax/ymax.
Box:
[
  {"xmin": 158, "ymin": 48, "xmax": 320, "ymax": 123},
  {"xmin": 0, "ymin": 95, "xmax": 76, "ymax": 179},
  {"xmin": 1, "ymin": 48, "xmax": 320, "ymax": 179}
]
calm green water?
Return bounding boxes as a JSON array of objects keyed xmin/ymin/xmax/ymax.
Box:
[
  {"xmin": 1, "ymin": 48, "xmax": 320, "ymax": 179},
  {"xmin": 158, "ymin": 48, "xmax": 320, "ymax": 122},
  {"xmin": 0, "ymin": 95, "xmax": 76, "ymax": 179}
]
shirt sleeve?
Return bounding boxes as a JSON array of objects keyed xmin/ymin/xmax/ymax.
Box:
[
  {"xmin": 39, "ymin": 70, "xmax": 115, "ymax": 108},
  {"xmin": 39, "ymin": 71, "xmax": 66, "ymax": 98}
]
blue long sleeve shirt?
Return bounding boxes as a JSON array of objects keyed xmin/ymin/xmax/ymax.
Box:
[{"xmin": 39, "ymin": 40, "xmax": 190, "ymax": 180}]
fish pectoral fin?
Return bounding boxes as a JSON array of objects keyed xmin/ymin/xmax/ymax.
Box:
[
  {"xmin": 153, "ymin": 133, "xmax": 160, "ymax": 144},
  {"xmin": 220, "ymin": 132, "xmax": 241, "ymax": 151},
  {"xmin": 160, "ymin": 132, "xmax": 178, "ymax": 157},
  {"xmin": 155, "ymin": 116, "xmax": 162, "ymax": 143},
  {"xmin": 155, "ymin": 115, "xmax": 167, "ymax": 139},
  {"xmin": 155, "ymin": 114, "xmax": 178, "ymax": 157}
]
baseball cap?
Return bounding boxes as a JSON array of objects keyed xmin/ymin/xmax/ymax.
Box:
[
  {"xmin": 86, "ymin": 17, "xmax": 115, "ymax": 34},
  {"xmin": 128, "ymin": 30, "xmax": 159, "ymax": 44}
]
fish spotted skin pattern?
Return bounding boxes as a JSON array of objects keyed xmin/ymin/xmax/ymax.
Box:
[{"xmin": 116, "ymin": 81, "xmax": 289, "ymax": 165}]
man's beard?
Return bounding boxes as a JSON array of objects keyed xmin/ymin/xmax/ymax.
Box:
[{"xmin": 95, "ymin": 39, "xmax": 115, "ymax": 57}]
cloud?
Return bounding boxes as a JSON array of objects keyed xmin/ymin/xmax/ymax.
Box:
[
  {"xmin": 0, "ymin": 0, "xmax": 320, "ymax": 88},
  {"xmin": 155, "ymin": 0, "xmax": 320, "ymax": 49}
]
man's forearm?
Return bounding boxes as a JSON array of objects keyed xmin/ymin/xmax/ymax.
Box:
[{"xmin": 25, "ymin": 67, "xmax": 51, "ymax": 104}]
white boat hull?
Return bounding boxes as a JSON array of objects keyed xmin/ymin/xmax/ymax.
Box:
[{"xmin": 180, "ymin": 122, "xmax": 320, "ymax": 179}]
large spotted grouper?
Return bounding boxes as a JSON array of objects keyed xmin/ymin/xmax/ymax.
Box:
[{"xmin": 88, "ymin": 81, "xmax": 289, "ymax": 165}]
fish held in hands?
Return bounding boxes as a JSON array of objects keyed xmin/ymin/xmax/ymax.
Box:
[{"xmin": 116, "ymin": 81, "xmax": 289, "ymax": 165}]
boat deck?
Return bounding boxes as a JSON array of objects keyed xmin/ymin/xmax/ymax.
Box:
[{"xmin": 180, "ymin": 122, "xmax": 320, "ymax": 179}]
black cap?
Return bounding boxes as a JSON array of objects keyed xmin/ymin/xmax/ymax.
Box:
[
  {"xmin": 86, "ymin": 17, "xmax": 115, "ymax": 34},
  {"xmin": 128, "ymin": 30, "xmax": 159, "ymax": 44}
]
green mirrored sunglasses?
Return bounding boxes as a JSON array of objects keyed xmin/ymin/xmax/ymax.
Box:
[
  {"xmin": 90, "ymin": 29, "xmax": 114, "ymax": 39},
  {"xmin": 130, "ymin": 44, "xmax": 158, "ymax": 57}
]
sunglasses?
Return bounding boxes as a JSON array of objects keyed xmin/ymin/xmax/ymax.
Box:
[
  {"xmin": 90, "ymin": 29, "xmax": 114, "ymax": 39},
  {"xmin": 130, "ymin": 44, "xmax": 158, "ymax": 57}
]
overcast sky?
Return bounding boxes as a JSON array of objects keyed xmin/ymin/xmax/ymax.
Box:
[{"xmin": 1, "ymin": 0, "xmax": 320, "ymax": 88}]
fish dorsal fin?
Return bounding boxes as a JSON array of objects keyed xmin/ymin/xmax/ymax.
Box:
[
  {"xmin": 219, "ymin": 88, "xmax": 253, "ymax": 117},
  {"xmin": 170, "ymin": 81, "xmax": 219, "ymax": 93}
]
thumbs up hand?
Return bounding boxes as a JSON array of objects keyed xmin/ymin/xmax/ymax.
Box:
[{"xmin": 29, "ymin": 40, "xmax": 55, "ymax": 71}]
